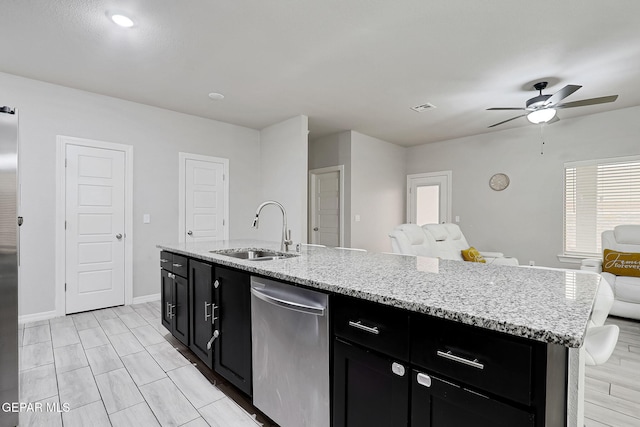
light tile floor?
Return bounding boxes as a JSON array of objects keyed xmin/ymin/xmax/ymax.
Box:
[
  {"xmin": 585, "ymin": 316, "xmax": 640, "ymax": 427},
  {"xmin": 18, "ymin": 301, "xmax": 263, "ymax": 427}
]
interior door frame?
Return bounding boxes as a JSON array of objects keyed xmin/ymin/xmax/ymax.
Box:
[
  {"xmin": 178, "ymin": 152, "xmax": 229, "ymax": 243},
  {"xmin": 406, "ymin": 171, "xmax": 452, "ymax": 224},
  {"xmin": 309, "ymin": 165, "xmax": 344, "ymax": 246},
  {"xmin": 55, "ymin": 135, "xmax": 134, "ymax": 317}
]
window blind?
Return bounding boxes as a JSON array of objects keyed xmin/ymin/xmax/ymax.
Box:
[{"xmin": 564, "ymin": 157, "xmax": 640, "ymax": 256}]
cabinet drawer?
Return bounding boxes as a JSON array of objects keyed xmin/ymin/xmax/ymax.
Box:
[
  {"xmin": 160, "ymin": 251, "xmax": 173, "ymax": 271},
  {"xmin": 172, "ymin": 254, "xmax": 188, "ymax": 277},
  {"xmin": 333, "ymin": 295, "xmax": 409, "ymax": 360},
  {"xmin": 411, "ymin": 314, "xmax": 534, "ymax": 406},
  {"xmin": 411, "ymin": 369, "xmax": 535, "ymax": 427}
]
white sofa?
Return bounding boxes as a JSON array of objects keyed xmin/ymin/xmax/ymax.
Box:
[
  {"xmin": 582, "ymin": 225, "xmax": 640, "ymax": 321},
  {"xmin": 389, "ymin": 223, "xmax": 519, "ymax": 266}
]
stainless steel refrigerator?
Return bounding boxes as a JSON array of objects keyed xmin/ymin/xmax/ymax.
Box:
[{"xmin": 0, "ymin": 105, "xmax": 19, "ymax": 427}]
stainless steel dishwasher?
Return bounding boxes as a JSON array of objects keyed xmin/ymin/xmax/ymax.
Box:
[{"xmin": 250, "ymin": 276, "xmax": 329, "ymax": 427}]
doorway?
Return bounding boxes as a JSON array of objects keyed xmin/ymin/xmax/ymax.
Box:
[
  {"xmin": 178, "ymin": 153, "xmax": 229, "ymax": 243},
  {"xmin": 309, "ymin": 166, "xmax": 344, "ymax": 246},
  {"xmin": 407, "ymin": 171, "xmax": 452, "ymax": 225},
  {"xmin": 56, "ymin": 136, "xmax": 133, "ymax": 315}
]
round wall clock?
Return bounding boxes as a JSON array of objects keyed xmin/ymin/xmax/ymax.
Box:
[{"xmin": 489, "ymin": 173, "xmax": 510, "ymax": 191}]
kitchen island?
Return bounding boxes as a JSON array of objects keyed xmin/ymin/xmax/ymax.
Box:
[{"xmin": 158, "ymin": 239, "xmax": 600, "ymax": 427}]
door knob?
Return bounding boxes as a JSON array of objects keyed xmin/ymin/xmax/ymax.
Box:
[
  {"xmin": 313, "ymin": 227, "xmax": 319, "ymax": 231},
  {"xmin": 116, "ymin": 233, "xmax": 123, "ymax": 239},
  {"xmin": 187, "ymin": 230, "xmax": 193, "ymax": 236}
]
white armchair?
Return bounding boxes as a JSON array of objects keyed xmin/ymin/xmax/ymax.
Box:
[
  {"xmin": 582, "ymin": 225, "xmax": 640, "ymax": 320},
  {"xmin": 389, "ymin": 223, "xmax": 518, "ymax": 266}
]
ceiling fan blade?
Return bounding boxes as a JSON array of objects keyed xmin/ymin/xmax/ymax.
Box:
[
  {"xmin": 547, "ymin": 116, "xmax": 560, "ymax": 124},
  {"xmin": 544, "ymin": 85, "xmax": 582, "ymax": 106},
  {"xmin": 554, "ymin": 95, "xmax": 618, "ymax": 109},
  {"xmin": 486, "ymin": 107, "xmax": 525, "ymax": 111},
  {"xmin": 488, "ymin": 114, "xmax": 526, "ymax": 128}
]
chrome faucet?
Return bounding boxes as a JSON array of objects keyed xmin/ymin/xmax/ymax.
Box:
[{"xmin": 252, "ymin": 200, "xmax": 293, "ymax": 252}]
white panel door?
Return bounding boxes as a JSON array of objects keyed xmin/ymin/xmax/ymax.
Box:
[
  {"xmin": 66, "ymin": 144, "xmax": 125, "ymax": 314},
  {"xmin": 310, "ymin": 170, "xmax": 341, "ymax": 246},
  {"xmin": 185, "ymin": 159, "xmax": 225, "ymax": 241}
]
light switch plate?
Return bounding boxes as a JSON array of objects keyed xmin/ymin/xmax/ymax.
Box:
[
  {"xmin": 143, "ymin": 214, "xmax": 150, "ymax": 224},
  {"xmin": 354, "ymin": 214, "xmax": 361, "ymax": 222}
]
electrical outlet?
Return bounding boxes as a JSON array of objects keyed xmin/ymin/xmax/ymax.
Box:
[
  {"xmin": 529, "ymin": 260, "xmax": 535, "ymax": 266},
  {"xmin": 354, "ymin": 214, "xmax": 361, "ymax": 222},
  {"xmin": 455, "ymin": 216, "xmax": 460, "ymax": 223}
]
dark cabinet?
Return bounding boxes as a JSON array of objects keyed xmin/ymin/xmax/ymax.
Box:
[
  {"xmin": 333, "ymin": 295, "xmax": 410, "ymax": 427},
  {"xmin": 214, "ymin": 266, "xmax": 252, "ymax": 396},
  {"xmin": 160, "ymin": 252, "xmax": 189, "ymax": 346},
  {"xmin": 411, "ymin": 369, "xmax": 535, "ymax": 427},
  {"xmin": 161, "ymin": 252, "xmax": 252, "ymax": 396},
  {"xmin": 189, "ymin": 260, "xmax": 215, "ymax": 368},
  {"xmin": 333, "ymin": 339, "xmax": 409, "ymax": 427}
]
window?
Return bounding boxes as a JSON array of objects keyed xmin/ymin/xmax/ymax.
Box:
[{"xmin": 564, "ymin": 156, "xmax": 640, "ymax": 256}]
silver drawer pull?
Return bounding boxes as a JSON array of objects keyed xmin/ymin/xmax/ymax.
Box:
[
  {"xmin": 348, "ymin": 320, "xmax": 380, "ymax": 335},
  {"xmin": 172, "ymin": 263, "xmax": 183, "ymax": 268},
  {"xmin": 160, "ymin": 258, "xmax": 169, "ymax": 263},
  {"xmin": 436, "ymin": 350, "xmax": 484, "ymax": 370}
]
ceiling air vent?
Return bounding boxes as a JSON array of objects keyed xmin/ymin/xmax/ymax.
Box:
[{"xmin": 410, "ymin": 102, "xmax": 436, "ymax": 113}]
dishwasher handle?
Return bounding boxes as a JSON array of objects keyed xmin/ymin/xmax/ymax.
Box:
[{"xmin": 250, "ymin": 286, "xmax": 326, "ymax": 316}]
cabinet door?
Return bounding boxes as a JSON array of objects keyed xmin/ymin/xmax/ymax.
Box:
[
  {"xmin": 173, "ymin": 274, "xmax": 189, "ymax": 346},
  {"xmin": 160, "ymin": 269, "xmax": 172, "ymax": 331},
  {"xmin": 411, "ymin": 370, "xmax": 535, "ymax": 427},
  {"xmin": 214, "ymin": 266, "xmax": 252, "ymax": 396},
  {"xmin": 333, "ymin": 339, "xmax": 409, "ymax": 427},
  {"xmin": 189, "ymin": 260, "xmax": 214, "ymax": 367}
]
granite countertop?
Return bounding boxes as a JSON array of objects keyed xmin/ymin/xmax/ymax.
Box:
[{"xmin": 158, "ymin": 239, "xmax": 600, "ymax": 348}]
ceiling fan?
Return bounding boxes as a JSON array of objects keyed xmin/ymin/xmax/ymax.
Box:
[{"xmin": 487, "ymin": 82, "xmax": 618, "ymax": 128}]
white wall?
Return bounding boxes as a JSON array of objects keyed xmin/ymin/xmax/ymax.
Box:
[
  {"xmin": 309, "ymin": 133, "xmax": 340, "ymax": 170},
  {"xmin": 350, "ymin": 131, "xmax": 406, "ymax": 252},
  {"xmin": 1, "ymin": 72, "xmax": 261, "ymax": 317},
  {"xmin": 406, "ymin": 106, "xmax": 640, "ymax": 268},
  {"xmin": 259, "ymin": 115, "xmax": 309, "ymax": 246}
]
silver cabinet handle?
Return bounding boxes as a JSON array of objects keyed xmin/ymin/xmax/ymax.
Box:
[
  {"xmin": 204, "ymin": 301, "xmax": 212, "ymax": 321},
  {"xmin": 436, "ymin": 350, "xmax": 484, "ymax": 370},
  {"xmin": 211, "ymin": 305, "xmax": 219, "ymax": 324},
  {"xmin": 173, "ymin": 263, "xmax": 182, "ymax": 268},
  {"xmin": 416, "ymin": 372, "xmax": 432, "ymax": 387},
  {"xmin": 206, "ymin": 330, "xmax": 219, "ymax": 350},
  {"xmin": 187, "ymin": 230, "xmax": 193, "ymax": 236},
  {"xmin": 160, "ymin": 258, "xmax": 169, "ymax": 263},
  {"xmin": 213, "ymin": 279, "xmax": 220, "ymax": 288},
  {"xmin": 168, "ymin": 273, "xmax": 175, "ymax": 279},
  {"xmin": 116, "ymin": 233, "xmax": 123, "ymax": 239},
  {"xmin": 348, "ymin": 320, "xmax": 380, "ymax": 335},
  {"xmin": 166, "ymin": 302, "xmax": 171, "ymax": 319},
  {"xmin": 170, "ymin": 304, "xmax": 176, "ymax": 319}
]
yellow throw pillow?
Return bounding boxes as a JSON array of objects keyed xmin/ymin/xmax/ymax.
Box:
[
  {"xmin": 602, "ymin": 249, "xmax": 640, "ymax": 277},
  {"xmin": 461, "ymin": 247, "xmax": 486, "ymax": 263}
]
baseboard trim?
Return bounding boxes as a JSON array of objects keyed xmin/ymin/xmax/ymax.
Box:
[
  {"xmin": 19, "ymin": 310, "xmax": 59, "ymax": 325},
  {"xmin": 132, "ymin": 293, "xmax": 161, "ymax": 305}
]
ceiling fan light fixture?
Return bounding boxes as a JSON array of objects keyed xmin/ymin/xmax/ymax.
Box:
[
  {"xmin": 109, "ymin": 12, "xmax": 135, "ymax": 28},
  {"xmin": 527, "ymin": 108, "xmax": 556, "ymax": 124}
]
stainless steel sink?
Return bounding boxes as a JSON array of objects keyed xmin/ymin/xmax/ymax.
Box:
[{"xmin": 210, "ymin": 249, "xmax": 298, "ymax": 261}]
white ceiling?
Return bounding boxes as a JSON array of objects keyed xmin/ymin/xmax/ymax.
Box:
[{"xmin": 1, "ymin": 0, "xmax": 639, "ymax": 146}]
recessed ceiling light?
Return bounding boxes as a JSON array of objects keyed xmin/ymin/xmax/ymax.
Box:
[
  {"xmin": 208, "ymin": 92, "xmax": 225, "ymax": 101},
  {"xmin": 109, "ymin": 13, "xmax": 134, "ymax": 28}
]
